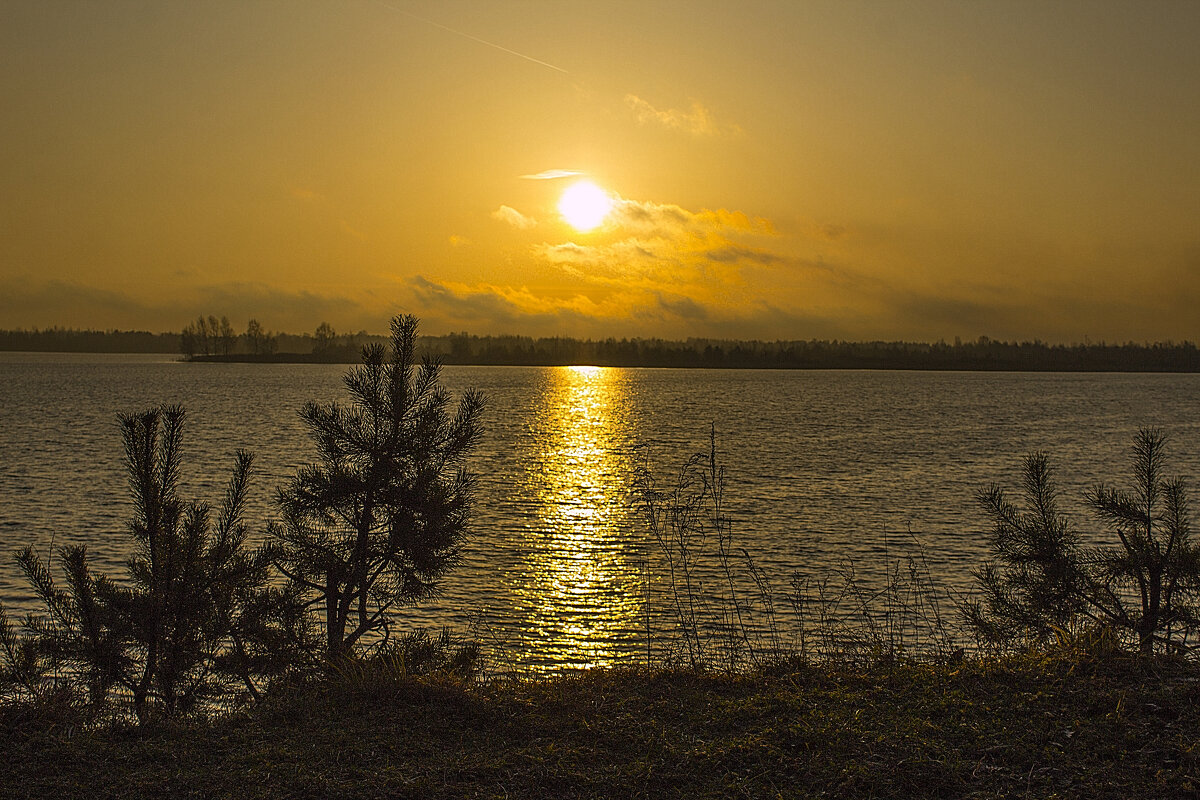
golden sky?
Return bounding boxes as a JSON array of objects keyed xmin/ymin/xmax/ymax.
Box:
[{"xmin": 2, "ymin": 1, "xmax": 1198, "ymax": 342}]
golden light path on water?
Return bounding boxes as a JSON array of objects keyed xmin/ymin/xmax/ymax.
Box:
[{"xmin": 513, "ymin": 366, "xmax": 643, "ymax": 670}]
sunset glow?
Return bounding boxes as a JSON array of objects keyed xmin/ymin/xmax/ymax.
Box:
[
  {"xmin": 0, "ymin": 2, "xmax": 1197, "ymax": 343},
  {"xmin": 557, "ymin": 181, "xmax": 613, "ymax": 232}
]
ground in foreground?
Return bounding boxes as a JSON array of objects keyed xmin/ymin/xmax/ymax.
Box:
[{"xmin": 3, "ymin": 657, "xmax": 1198, "ymax": 799}]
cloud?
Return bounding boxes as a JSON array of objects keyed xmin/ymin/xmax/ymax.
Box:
[
  {"xmin": 489, "ymin": 189, "xmax": 902, "ymax": 339},
  {"xmin": 703, "ymin": 246, "xmax": 784, "ymax": 266},
  {"xmin": 530, "ymin": 196, "xmax": 784, "ymax": 295},
  {"xmin": 408, "ymin": 275, "xmax": 607, "ymax": 329},
  {"xmin": 809, "ymin": 222, "xmax": 848, "ymax": 241},
  {"xmin": 403, "ymin": 274, "xmax": 856, "ymax": 340},
  {"xmin": 0, "ymin": 278, "xmax": 151, "ymax": 323},
  {"xmin": 430, "ymin": 195, "xmax": 794, "ymax": 333},
  {"xmin": 875, "ymin": 282, "xmax": 1200, "ymax": 345},
  {"xmin": 410, "ymin": 274, "xmax": 684, "ymax": 330},
  {"xmin": 0, "ymin": 272, "xmax": 848, "ymax": 341},
  {"xmin": 491, "ymin": 205, "xmax": 537, "ymax": 230},
  {"xmin": 653, "ymin": 293, "xmax": 709, "ymax": 322},
  {"xmin": 520, "ymin": 170, "xmax": 585, "ymax": 180},
  {"xmin": 624, "ymin": 94, "xmax": 741, "ymax": 137},
  {"xmin": 0, "ymin": 276, "xmax": 379, "ymax": 334},
  {"xmin": 608, "ymin": 198, "xmax": 774, "ymax": 238},
  {"xmin": 193, "ymin": 283, "xmax": 368, "ymax": 329}
]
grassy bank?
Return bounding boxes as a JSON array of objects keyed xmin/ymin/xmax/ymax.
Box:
[{"xmin": 4, "ymin": 654, "xmax": 1198, "ymax": 799}]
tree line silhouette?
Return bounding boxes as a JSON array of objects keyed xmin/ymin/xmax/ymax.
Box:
[
  {"xmin": 5, "ymin": 325, "xmax": 1200, "ymax": 371},
  {"xmin": 429, "ymin": 333, "xmax": 1200, "ymax": 371}
]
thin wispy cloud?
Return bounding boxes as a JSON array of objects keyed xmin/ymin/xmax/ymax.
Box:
[
  {"xmin": 609, "ymin": 198, "xmax": 775, "ymax": 238},
  {"xmin": 492, "ymin": 205, "xmax": 537, "ymax": 229},
  {"xmin": 624, "ymin": 94, "xmax": 740, "ymax": 137}
]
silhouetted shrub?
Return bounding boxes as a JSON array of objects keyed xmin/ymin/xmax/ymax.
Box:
[
  {"xmin": 271, "ymin": 314, "xmax": 485, "ymax": 663},
  {"xmin": 1, "ymin": 407, "xmax": 289, "ymax": 723},
  {"xmin": 965, "ymin": 428, "xmax": 1200, "ymax": 656}
]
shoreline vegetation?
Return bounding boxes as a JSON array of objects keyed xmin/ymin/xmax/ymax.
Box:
[
  {"xmin": 7, "ymin": 315, "xmax": 1200, "ymax": 797},
  {"xmin": 4, "ymin": 325, "xmax": 1200, "ymax": 370},
  {"xmin": 5, "ymin": 656, "xmax": 1199, "ymax": 799}
]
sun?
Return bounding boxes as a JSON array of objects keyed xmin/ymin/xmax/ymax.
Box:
[{"xmin": 558, "ymin": 180, "xmax": 613, "ymax": 232}]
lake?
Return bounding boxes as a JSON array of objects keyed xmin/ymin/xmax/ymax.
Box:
[{"xmin": 3, "ymin": 352, "xmax": 1200, "ymax": 670}]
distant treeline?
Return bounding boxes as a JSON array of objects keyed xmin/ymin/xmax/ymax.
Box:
[
  {"xmin": 423, "ymin": 334, "xmax": 1200, "ymax": 372},
  {"xmin": 5, "ymin": 327, "xmax": 1200, "ymax": 371},
  {"xmin": 0, "ymin": 326, "xmax": 342, "ymax": 357},
  {"xmin": 0, "ymin": 327, "xmax": 181, "ymax": 353}
]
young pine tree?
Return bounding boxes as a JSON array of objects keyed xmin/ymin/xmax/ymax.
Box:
[
  {"xmin": 964, "ymin": 452, "xmax": 1088, "ymax": 648},
  {"xmin": 1086, "ymin": 429, "xmax": 1200, "ymax": 655},
  {"xmin": 271, "ymin": 314, "xmax": 485, "ymax": 662},
  {"xmin": 966, "ymin": 428, "xmax": 1200, "ymax": 656},
  {"xmin": 2, "ymin": 407, "xmax": 287, "ymax": 722}
]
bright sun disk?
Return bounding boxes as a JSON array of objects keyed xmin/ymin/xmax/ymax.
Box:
[{"xmin": 558, "ymin": 181, "xmax": 613, "ymax": 232}]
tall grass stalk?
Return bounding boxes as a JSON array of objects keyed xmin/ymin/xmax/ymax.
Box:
[
  {"xmin": 635, "ymin": 427, "xmax": 763, "ymax": 670},
  {"xmin": 636, "ymin": 432, "xmax": 963, "ymax": 671}
]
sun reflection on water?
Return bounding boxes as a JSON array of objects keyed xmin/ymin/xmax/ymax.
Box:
[{"xmin": 513, "ymin": 366, "xmax": 643, "ymax": 670}]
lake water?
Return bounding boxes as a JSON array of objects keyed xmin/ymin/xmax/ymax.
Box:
[{"xmin": 3, "ymin": 352, "xmax": 1200, "ymax": 670}]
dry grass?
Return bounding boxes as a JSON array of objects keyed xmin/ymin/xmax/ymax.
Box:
[{"xmin": 4, "ymin": 653, "xmax": 1199, "ymax": 799}]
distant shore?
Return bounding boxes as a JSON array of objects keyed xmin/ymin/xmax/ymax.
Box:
[
  {"xmin": 186, "ymin": 351, "xmax": 361, "ymax": 364},
  {"xmin": 5, "ymin": 326, "xmax": 1200, "ymax": 371},
  {"xmin": 186, "ymin": 347, "xmax": 1200, "ymax": 371}
]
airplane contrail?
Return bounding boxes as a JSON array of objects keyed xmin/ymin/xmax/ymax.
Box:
[
  {"xmin": 369, "ymin": 0, "xmax": 569, "ymax": 74},
  {"xmin": 521, "ymin": 170, "xmax": 584, "ymax": 180}
]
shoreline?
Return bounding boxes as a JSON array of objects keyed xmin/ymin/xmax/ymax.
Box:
[{"xmin": 183, "ymin": 351, "xmax": 1200, "ymax": 372}]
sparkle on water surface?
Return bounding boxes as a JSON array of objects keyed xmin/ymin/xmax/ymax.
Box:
[{"xmin": 4, "ymin": 353, "xmax": 1200, "ymax": 671}]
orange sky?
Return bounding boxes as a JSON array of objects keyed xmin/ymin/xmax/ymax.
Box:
[{"xmin": 2, "ymin": 1, "xmax": 1198, "ymax": 342}]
